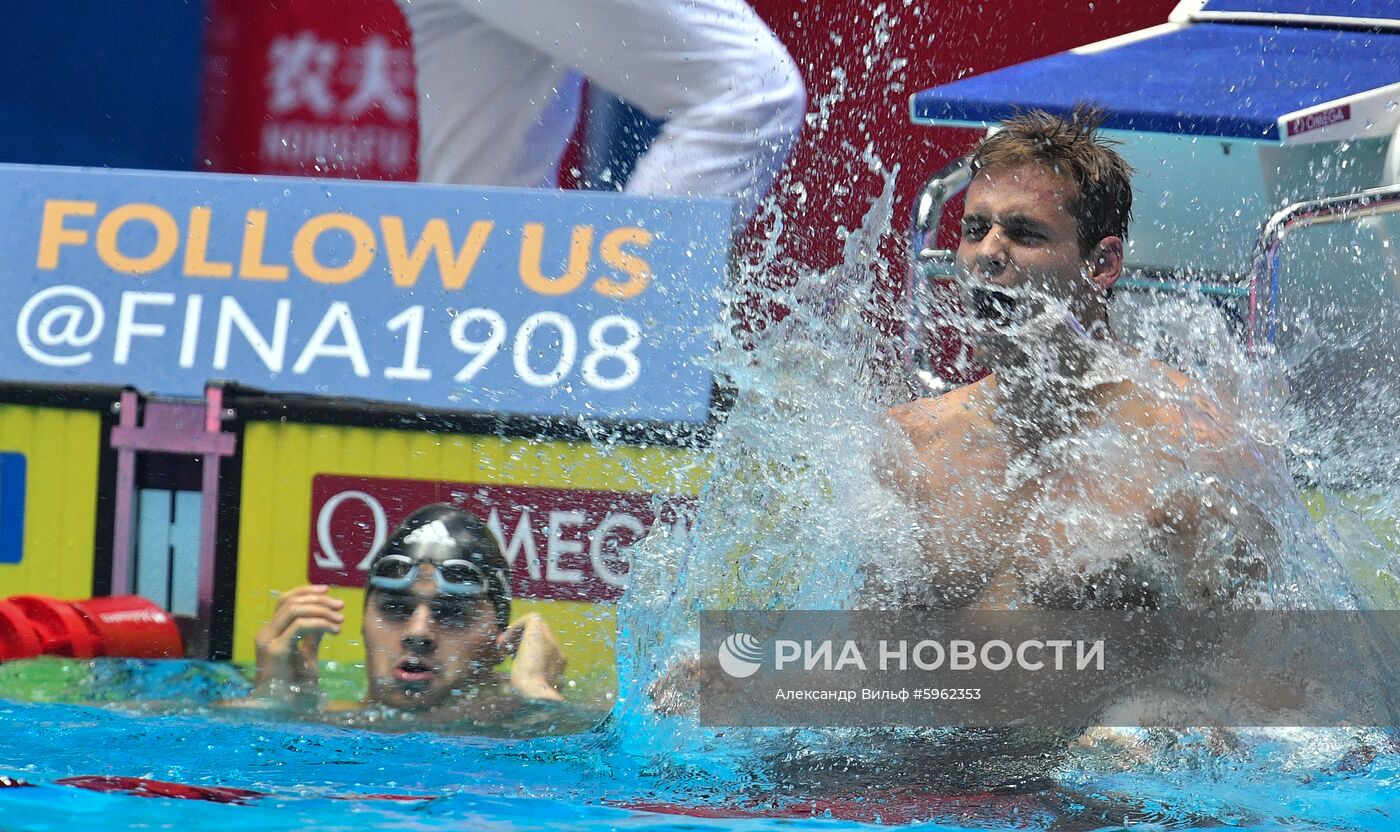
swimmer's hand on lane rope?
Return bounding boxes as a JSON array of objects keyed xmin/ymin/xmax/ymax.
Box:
[
  {"xmin": 252, "ymin": 584, "xmax": 344, "ymax": 708},
  {"xmin": 501, "ymin": 612, "xmax": 567, "ymax": 702}
]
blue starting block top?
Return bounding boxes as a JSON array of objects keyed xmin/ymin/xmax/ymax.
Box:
[
  {"xmin": 910, "ymin": 0, "xmax": 1400, "ymax": 144},
  {"xmin": 1192, "ymin": 0, "xmax": 1400, "ymax": 29}
]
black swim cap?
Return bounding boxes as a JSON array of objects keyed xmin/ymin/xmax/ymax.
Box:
[{"xmin": 366, "ymin": 503, "xmax": 512, "ymax": 629}]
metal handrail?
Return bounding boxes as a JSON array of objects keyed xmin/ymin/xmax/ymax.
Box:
[
  {"xmin": 910, "ymin": 155, "xmax": 974, "ymax": 258},
  {"xmin": 903, "ymin": 156, "xmax": 975, "ymax": 393},
  {"xmin": 1249, "ymin": 183, "xmax": 1400, "ymax": 352}
]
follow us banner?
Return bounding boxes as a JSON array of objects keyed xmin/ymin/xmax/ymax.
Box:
[{"xmin": 0, "ymin": 164, "xmax": 733, "ymax": 423}]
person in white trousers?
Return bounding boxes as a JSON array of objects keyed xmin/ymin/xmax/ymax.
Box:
[{"xmin": 396, "ymin": 0, "xmax": 806, "ymax": 220}]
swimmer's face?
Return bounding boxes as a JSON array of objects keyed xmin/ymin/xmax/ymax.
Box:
[
  {"xmin": 956, "ymin": 163, "xmax": 1122, "ymax": 364},
  {"xmin": 363, "ymin": 561, "xmax": 502, "ymax": 712}
]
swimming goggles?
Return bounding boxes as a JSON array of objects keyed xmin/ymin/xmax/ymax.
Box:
[{"xmin": 368, "ymin": 554, "xmax": 492, "ymax": 596}]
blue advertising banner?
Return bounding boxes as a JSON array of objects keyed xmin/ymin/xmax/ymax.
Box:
[
  {"xmin": 0, "ymin": 453, "xmax": 24, "ymax": 564},
  {"xmin": 0, "ymin": 165, "xmax": 733, "ymax": 422}
]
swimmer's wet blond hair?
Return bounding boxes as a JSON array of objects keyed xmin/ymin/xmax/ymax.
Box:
[{"xmin": 970, "ymin": 104, "xmax": 1134, "ymax": 256}]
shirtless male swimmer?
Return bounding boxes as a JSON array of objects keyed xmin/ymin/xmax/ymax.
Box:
[{"xmin": 884, "ymin": 106, "xmax": 1273, "ymax": 612}]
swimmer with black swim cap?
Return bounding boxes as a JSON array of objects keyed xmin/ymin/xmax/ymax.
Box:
[{"xmin": 249, "ymin": 504, "xmax": 566, "ymax": 718}]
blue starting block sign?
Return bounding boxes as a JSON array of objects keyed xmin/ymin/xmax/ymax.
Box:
[
  {"xmin": 910, "ymin": 0, "xmax": 1400, "ymax": 146},
  {"xmin": 0, "ymin": 452, "xmax": 25, "ymax": 564},
  {"xmin": 0, "ymin": 165, "xmax": 734, "ymax": 424}
]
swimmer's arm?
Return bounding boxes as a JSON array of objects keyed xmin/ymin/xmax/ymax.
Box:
[
  {"xmin": 215, "ymin": 694, "xmax": 316, "ymax": 712},
  {"xmin": 1148, "ymin": 397, "xmax": 1279, "ymax": 605}
]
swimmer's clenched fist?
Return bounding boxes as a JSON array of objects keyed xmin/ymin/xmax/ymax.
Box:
[
  {"xmin": 647, "ymin": 653, "xmax": 734, "ymax": 718},
  {"xmin": 252, "ymin": 584, "xmax": 344, "ymax": 704}
]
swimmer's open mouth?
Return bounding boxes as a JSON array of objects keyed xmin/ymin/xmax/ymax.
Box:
[
  {"xmin": 969, "ymin": 286, "xmax": 1021, "ymax": 328},
  {"xmin": 394, "ymin": 658, "xmax": 438, "ymax": 686}
]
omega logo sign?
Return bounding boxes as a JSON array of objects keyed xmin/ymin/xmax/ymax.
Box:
[{"xmin": 1285, "ymin": 104, "xmax": 1350, "ymax": 137}]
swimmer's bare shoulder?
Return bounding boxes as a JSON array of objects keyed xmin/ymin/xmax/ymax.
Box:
[
  {"xmin": 886, "ymin": 379, "xmax": 995, "ymax": 478},
  {"xmin": 886, "ymin": 377, "xmax": 992, "ymax": 441},
  {"xmin": 883, "ymin": 378, "xmax": 994, "ymax": 503}
]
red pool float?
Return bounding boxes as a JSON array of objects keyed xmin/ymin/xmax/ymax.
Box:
[{"xmin": 0, "ymin": 595, "xmax": 182, "ymax": 661}]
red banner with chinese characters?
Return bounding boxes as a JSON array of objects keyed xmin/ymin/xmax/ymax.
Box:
[
  {"xmin": 308, "ymin": 474, "xmax": 690, "ymax": 603},
  {"xmin": 199, "ymin": 0, "xmax": 418, "ymax": 180}
]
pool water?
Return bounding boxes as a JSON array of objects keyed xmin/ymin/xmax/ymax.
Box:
[{"xmin": 1, "ymin": 658, "xmax": 1399, "ymax": 831}]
